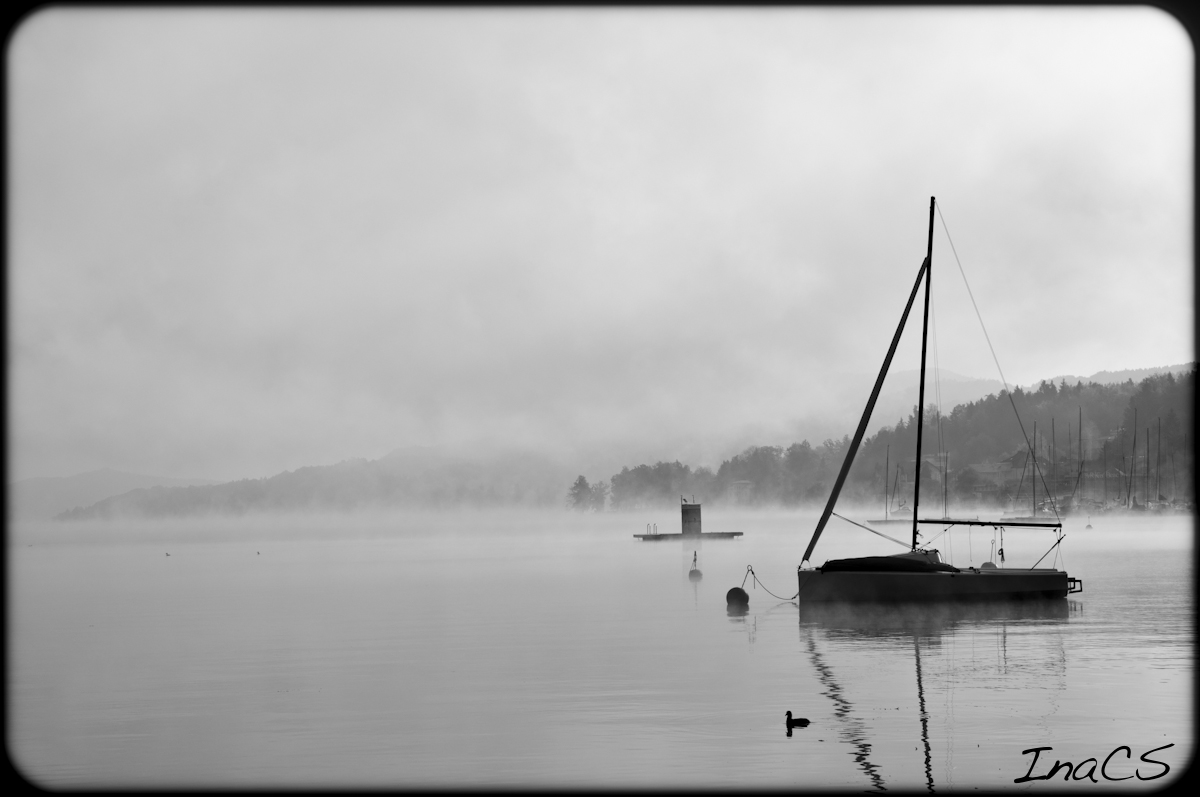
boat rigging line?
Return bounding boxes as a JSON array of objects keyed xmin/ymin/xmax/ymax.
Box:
[
  {"xmin": 1013, "ymin": 451, "xmax": 1029, "ymax": 504},
  {"xmin": 929, "ymin": 287, "xmax": 948, "ymax": 519},
  {"xmin": 830, "ymin": 511, "xmax": 910, "ymax": 548},
  {"xmin": 935, "ymin": 202, "xmax": 1059, "ymax": 522},
  {"xmin": 1030, "ymin": 535, "xmax": 1067, "ymax": 569}
]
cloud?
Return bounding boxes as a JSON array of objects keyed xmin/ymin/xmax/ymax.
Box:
[{"xmin": 7, "ymin": 7, "xmax": 1192, "ymax": 481}]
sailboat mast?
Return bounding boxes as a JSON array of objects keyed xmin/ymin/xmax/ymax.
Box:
[
  {"xmin": 800, "ymin": 234, "xmax": 931, "ymax": 565},
  {"xmin": 1128, "ymin": 413, "xmax": 1137, "ymax": 507},
  {"xmin": 911, "ymin": 197, "xmax": 935, "ymax": 550},
  {"xmin": 1032, "ymin": 421, "xmax": 1037, "ymax": 516},
  {"xmin": 1145, "ymin": 427, "xmax": 1149, "ymax": 506},
  {"xmin": 1052, "ymin": 418, "xmax": 1057, "ymax": 514},
  {"xmin": 885, "ymin": 445, "xmax": 890, "ymax": 520}
]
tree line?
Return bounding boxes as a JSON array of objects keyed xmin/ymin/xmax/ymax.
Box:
[{"xmin": 568, "ymin": 370, "xmax": 1194, "ymax": 510}]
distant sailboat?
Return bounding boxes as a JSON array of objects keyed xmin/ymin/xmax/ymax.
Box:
[{"xmin": 869, "ymin": 448, "xmax": 912, "ymax": 526}]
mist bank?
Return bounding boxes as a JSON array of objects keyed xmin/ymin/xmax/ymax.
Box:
[
  {"xmin": 25, "ymin": 506, "xmax": 840, "ymax": 546},
  {"xmin": 9, "ymin": 468, "xmax": 218, "ymax": 520},
  {"xmin": 51, "ymin": 369, "xmax": 1193, "ymax": 521},
  {"xmin": 55, "ymin": 448, "xmax": 575, "ymax": 520}
]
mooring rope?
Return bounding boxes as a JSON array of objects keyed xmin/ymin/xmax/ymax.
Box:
[{"xmin": 741, "ymin": 565, "xmax": 800, "ymax": 601}]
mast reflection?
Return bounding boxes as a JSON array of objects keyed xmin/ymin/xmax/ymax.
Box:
[
  {"xmin": 799, "ymin": 600, "xmax": 1072, "ymax": 792},
  {"xmin": 805, "ymin": 632, "xmax": 887, "ymax": 792},
  {"xmin": 914, "ymin": 635, "xmax": 933, "ymax": 793}
]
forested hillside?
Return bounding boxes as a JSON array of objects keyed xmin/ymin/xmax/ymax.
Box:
[
  {"xmin": 57, "ymin": 448, "xmax": 570, "ymax": 519},
  {"xmin": 54, "ymin": 371, "xmax": 1192, "ymax": 519},
  {"xmin": 580, "ymin": 371, "xmax": 1193, "ymax": 510}
]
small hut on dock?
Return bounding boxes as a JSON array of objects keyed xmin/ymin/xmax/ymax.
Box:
[{"xmin": 633, "ymin": 497, "xmax": 743, "ymax": 541}]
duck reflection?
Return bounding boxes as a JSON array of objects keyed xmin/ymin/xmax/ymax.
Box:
[{"xmin": 799, "ymin": 600, "xmax": 1074, "ymax": 792}]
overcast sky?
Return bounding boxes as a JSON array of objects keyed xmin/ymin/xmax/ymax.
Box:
[{"xmin": 7, "ymin": 7, "xmax": 1193, "ymax": 483}]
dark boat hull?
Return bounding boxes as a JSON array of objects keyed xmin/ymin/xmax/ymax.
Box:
[{"xmin": 795, "ymin": 567, "xmax": 1071, "ymax": 602}]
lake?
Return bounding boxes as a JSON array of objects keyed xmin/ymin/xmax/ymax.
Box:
[{"xmin": 7, "ymin": 509, "xmax": 1192, "ymax": 789}]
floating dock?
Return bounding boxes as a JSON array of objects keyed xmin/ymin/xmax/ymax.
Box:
[
  {"xmin": 634, "ymin": 499, "xmax": 743, "ymax": 541},
  {"xmin": 634, "ymin": 532, "xmax": 743, "ymax": 540}
]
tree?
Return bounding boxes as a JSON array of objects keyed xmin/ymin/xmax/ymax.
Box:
[
  {"xmin": 568, "ymin": 475, "xmax": 592, "ymax": 510},
  {"xmin": 589, "ymin": 480, "xmax": 610, "ymax": 512}
]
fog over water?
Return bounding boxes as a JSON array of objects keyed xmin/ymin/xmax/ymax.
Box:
[
  {"xmin": 9, "ymin": 511, "xmax": 1192, "ymax": 788},
  {"xmin": 7, "ymin": 7, "xmax": 1192, "ymax": 485}
]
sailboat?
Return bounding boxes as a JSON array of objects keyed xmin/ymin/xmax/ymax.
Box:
[
  {"xmin": 795, "ymin": 198, "xmax": 1082, "ymax": 602},
  {"xmin": 869, "ymin": 451, "xmax": 914, "ymax": 526}
]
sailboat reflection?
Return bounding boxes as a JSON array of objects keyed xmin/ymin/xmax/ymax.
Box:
[
  {"xmin": 914, "ymin": 635, "xmax": 932, "ymax": 793},
  {"xmin": 798, "ymin": 600, "xmax": 1071, "ymax": 792},
  {"xmin": 805, "ymin": 633, "xmax": 888, "ymax": 791},
  {"xmin": 798, "ymin": 600, "xmax": 1069, "ymax": 637}
]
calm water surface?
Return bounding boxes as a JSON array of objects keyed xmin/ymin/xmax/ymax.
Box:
[{"xmin": 8, "ymin": 510, "xmax": 1193, "ymax": 789}]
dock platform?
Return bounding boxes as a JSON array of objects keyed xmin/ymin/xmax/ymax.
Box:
[
  {"xmin": 635, "ymin": 498, "xmax": 742, "ymax": 541},
  {"xmin": 634, "ymin": 532, "xmax": 743, "ymax": 541}
]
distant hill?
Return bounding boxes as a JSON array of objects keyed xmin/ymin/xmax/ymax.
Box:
[
  {"xmin": 9, "ymin": 468, "xmax": 218, "ymax": 520},
  {"xmin": 863, "ymin": 364, "xmax": 1195, "ymax": 432},
  {"xmin": 872, "ymin": 369, "xmax": 1006, "ymax": 427},
  {"xmin": 55, "ymin": 448, "xmax": 575, "ymax": 520},
  {"xmin": 1033, "ymin": 363, "xmax": 1195, "ymax": 388}
]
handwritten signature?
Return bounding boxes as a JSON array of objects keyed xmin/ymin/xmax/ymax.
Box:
[{"xmin": 1015, "ymin": 744, "xmax": 1174, "ymax": 783}]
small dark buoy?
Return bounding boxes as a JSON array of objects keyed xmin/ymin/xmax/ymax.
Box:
[
  {"xmin": 688, "ymin": 551, "xmax": 702, "ymax": 581},
  {"xmin": 165, "ymin": 553, "xmax": 170, "ymax": 557},
  {"xmin": 257, "ymin": 551, "xmax": 260, "ymax": 555},
  {"xmin": 1086, "ymin": 524, "xmax": 1092, "ymax": 529},
  {"xmin": 785, "ymin": 711, "xmax": 810, "ymax": 729},
  {"xmin": 726, "ymin": 586, "xmax": 749, "ymax": 608}
]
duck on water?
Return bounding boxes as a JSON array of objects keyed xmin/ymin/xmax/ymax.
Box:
[
  {"xmin": 785, "ymin": 711, "xmax": 810, "ymax": 729},
  {"xmin": 795, "ymin": 198, "xmax": 1081, "ymax": 603}
]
